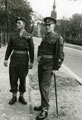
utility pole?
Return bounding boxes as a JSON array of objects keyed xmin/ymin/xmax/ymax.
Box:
[{"xmin": 5, "ymin": 0, "xmax": 8, "ymax": 43}]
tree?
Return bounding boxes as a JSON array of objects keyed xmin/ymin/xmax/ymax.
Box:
[
  {"xmin": 0, "ymin": 0, "xmax": 33, "ymax": 32},
  {"xmin": 56, "ymin": 13, "xmax": 82, "ymax": 45}
]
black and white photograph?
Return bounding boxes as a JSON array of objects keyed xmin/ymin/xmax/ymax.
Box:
[{"xmin": 0, "ymin": 0, "xmax": 82, "ymax": 120}]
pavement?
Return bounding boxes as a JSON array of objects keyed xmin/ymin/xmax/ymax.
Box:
[
  {"xmin": 0, "ymin": 39, "xmax": 81, "ymax": 120},
  {"xmin": 0, "ymin": 44, "xmax": 45, "ymax": 120},
  {"xmin": 0, "ymin": 46, "xmax": 7, "ymax": 60},
  {"xmin": 0, "ymin": 46, "xmax": 31, "ymax": 120}
]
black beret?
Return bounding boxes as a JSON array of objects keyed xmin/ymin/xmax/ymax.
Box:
[
  {"xmin": 44, "ymin": 17, "xmax": 56, "ymax": 25},
  {"xmin": 15, "ymin": 17, "xmax": 27, "ymax": 23}
]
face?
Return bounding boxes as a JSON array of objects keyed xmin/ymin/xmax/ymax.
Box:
[
  {"xmin": 45, "ymin": 24, "xmax": 55, "ymax": 33},
  {"xmin": 16, "ymin": 20, "xmax": 25, "ymax": 30}
]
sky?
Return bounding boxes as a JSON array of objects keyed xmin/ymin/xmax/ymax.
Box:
[{"xmin": 27, "ymin": 0, "xmax": 82, "ymax": 19}]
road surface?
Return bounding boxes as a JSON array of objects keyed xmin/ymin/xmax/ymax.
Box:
[{"xmin": 64, "ymin": 47, "xmax": 82, "ymax": 81}]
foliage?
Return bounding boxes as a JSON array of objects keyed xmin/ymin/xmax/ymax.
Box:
[
  {"xmin": 0, "ymin": 0, "xmax": 33, "ymax": 32},
  {"xmin": 56, "ymin": 13, "xmax": 82, "ymax": 45}
]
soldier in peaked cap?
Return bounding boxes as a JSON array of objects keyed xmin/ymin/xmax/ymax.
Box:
[
  {"xmin": 4, "ymin": 16, "xmax": 34, "ymax": 105},
  {"xmin": 44, "ymin": 16, "xmax": 56, "ymax": 25},
  {"xmin": 34, "ymin": 16, "xmax": 64, "ymax": 120}
]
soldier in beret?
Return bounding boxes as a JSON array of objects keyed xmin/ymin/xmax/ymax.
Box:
[
  {"xmin": 34, "ymin": 17, "xmax": 64, "ymax": 120},
  {"xmin": 4, "ymin": 17, "xmax": 34, "ymax": 105}
]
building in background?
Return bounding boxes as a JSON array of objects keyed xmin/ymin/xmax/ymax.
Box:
[
  {"xmin": 51, "ymin": 0, "xmax": 57, "ymax": 19},
  {"xmin": 37, "ymin": 0, "xmax": 57, "ymax": 37}
]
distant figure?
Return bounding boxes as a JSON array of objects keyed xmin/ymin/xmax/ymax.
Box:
[
  {"xmin": 34, "ymin": 16, "xmax": 64, "ymax": 120},
  {"xmin": 4, "ymin": 17, "xmax": 34, "ymax": 105}
]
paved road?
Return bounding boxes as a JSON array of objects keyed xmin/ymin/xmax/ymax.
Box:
[{"xmin": 64, "ymin": 47, "xmax": 82, "ymax": 80}]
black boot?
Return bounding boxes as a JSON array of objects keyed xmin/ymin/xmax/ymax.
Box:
[
  {"xmin": 19, "ymin": 96, "xmax": 27, "ymax": 105},
  {"xmin": 36, "ymin": 109, "xmax": 48, "ymax": 120},
  {"xmin": 34, "ymin": 106, "xmax": 42, "ymax": 111},
  {"xmin": 9, "ymin": 97, "xmax": 17, "ymax": 105}
]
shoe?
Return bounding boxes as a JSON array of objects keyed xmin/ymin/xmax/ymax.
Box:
[
  {"xmin": 36, "ymin": 109, "xmax": 48, "ymax": 120},
  {"xmin": 19, "ymin": 96, "xmax": 27, "ymax": 105},
  {"xmin": 9, "ymin": 97, "xmax": 17, "ymax": 105},
  {"xmin": 34, "ymin": 106, "xmax": 42, "ymax": 111}
]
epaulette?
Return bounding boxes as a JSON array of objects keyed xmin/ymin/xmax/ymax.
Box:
[
  {"xmin": 53, "ymin": 33, "xmax": 64, "ymax": 43},
  {"xmin": 22, "ymin": 31, "xmax": 31, "ymax": 39},
  {"xmin": 51, "ymin": 32, "xmax": 59, "ymax": 40}
]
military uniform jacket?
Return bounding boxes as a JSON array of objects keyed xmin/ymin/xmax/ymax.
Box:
[
  {"xmin": 5, "ymin": 30, "xmax": 34, "ymax": 63},
  {"xmin": 38, "ymin": 31, "xmax": 64, "ymax": 70}
]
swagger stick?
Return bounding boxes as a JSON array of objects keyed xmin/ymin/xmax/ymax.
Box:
[{"xmin": 53, "ymin": 72, "xmax": 58, "ymax": 117}]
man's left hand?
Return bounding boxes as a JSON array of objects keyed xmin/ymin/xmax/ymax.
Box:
[
  {"xmin": 52, "ymin": 70, "xmax": 58, "ymax": 75},
  {"xmin": 52, "ymin": 70, "xmax": 56, "ymax": 75}
]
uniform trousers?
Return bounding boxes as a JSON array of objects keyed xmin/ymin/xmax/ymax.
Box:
[
  {"xmin": 38, "ymin": 57, "xmax": 54, "ymax": 109},
  {"xmin": 9, "ymin": 52, "xmax": 29, "ymax": 93}
]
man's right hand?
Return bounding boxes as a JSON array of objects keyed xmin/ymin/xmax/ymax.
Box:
[{"xmin": 4, "ymin": 60, "xmax": 8, "ymax": 67}]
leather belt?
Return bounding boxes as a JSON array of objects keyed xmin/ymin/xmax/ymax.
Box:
[
  {"xmin": 41, "ymin": 55, "xmax": 53, "ymax": 59},
  {"xmin": 14, "ymin": 50, "xmax": 28, "ymax": 54}
]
